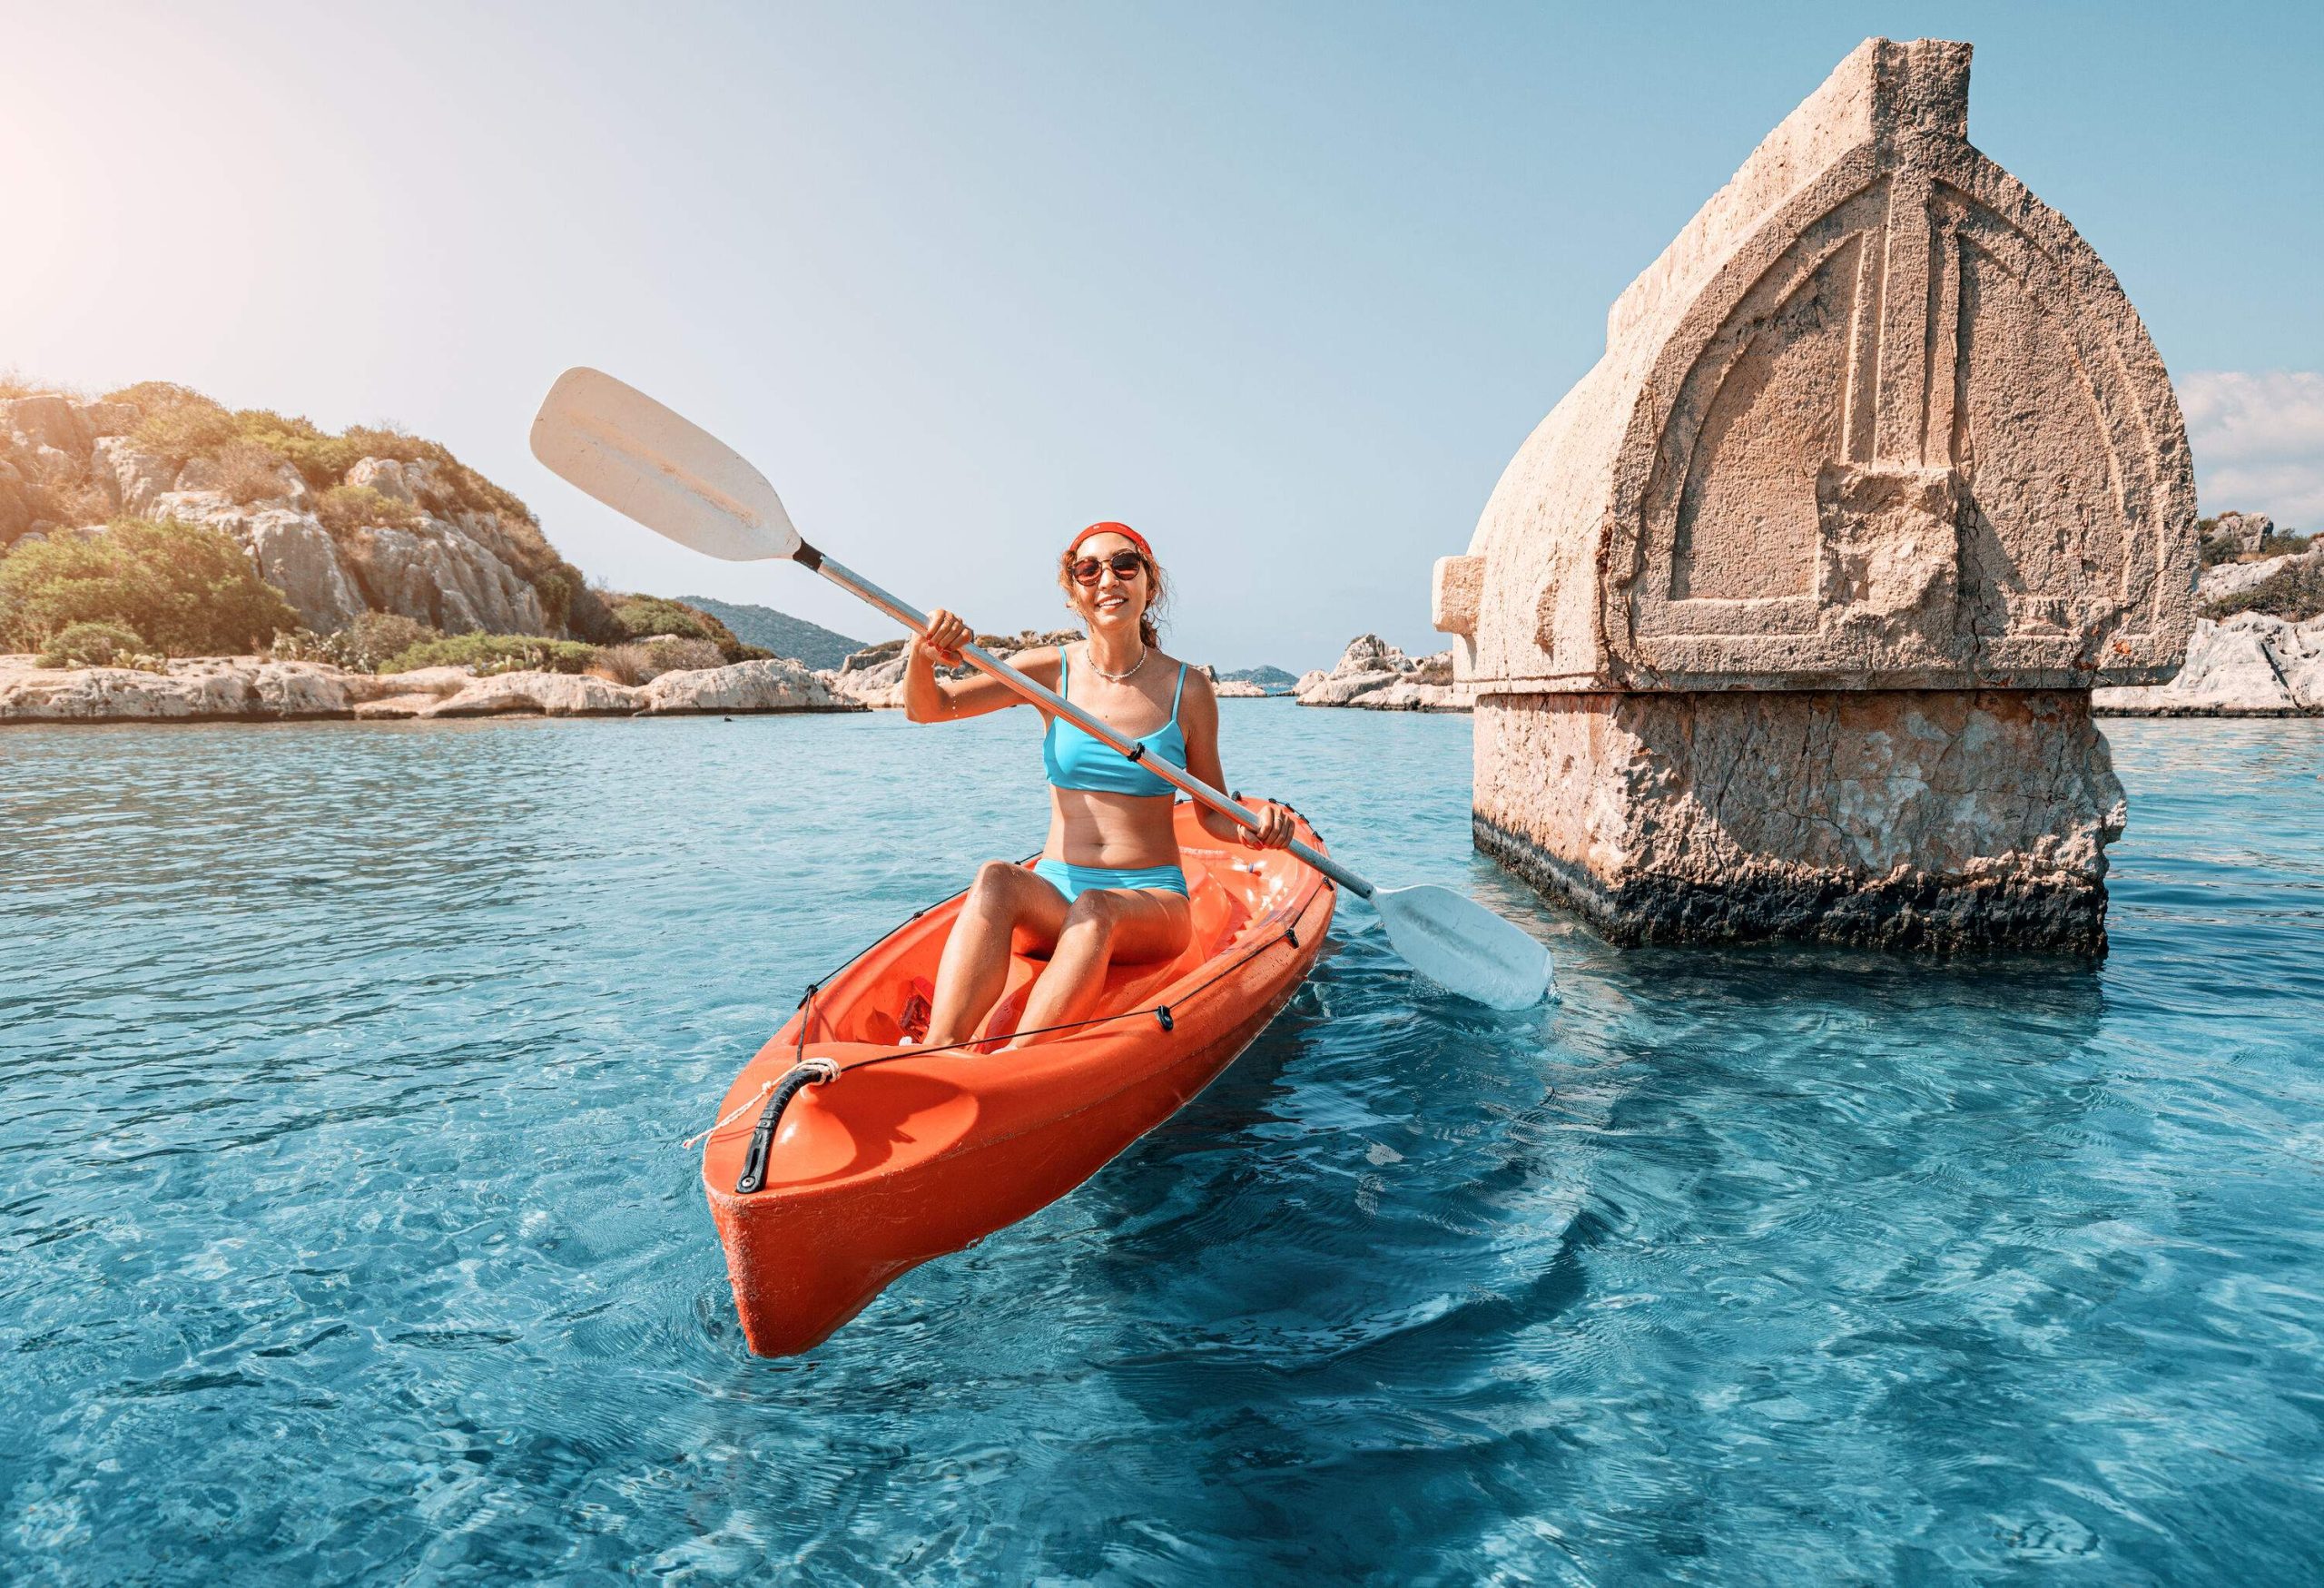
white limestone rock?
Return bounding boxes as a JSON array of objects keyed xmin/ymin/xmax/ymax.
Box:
[
  {"xmin": 0, "ymin": 459, "xmax": 30, "ymax": 543},
  {"xmin": 350, "ymin": 522, "xmax": 547, "ymax": 635},
  {"xmin": 1294, "ymin": 635, "xmax": 1469, "ymax": 710},
  {"xmin": 238, "ymin": 509, "xmax": 367, "ymax": 632},
  {"xmin": 93, "ymin": 437, "xmax": 178, "ymax": 518},
  {"xmin": 345, "ymin": 457, "xmax": 417, "ymax": 505},
  {"xmin": 423, "ymin": 670, "xmax": 641, "ymax": 717},
  {"xmin": 2092, "ymin": 617, "xmax": 2297, "ymax": 715},
  {"xmin": 73, "ymin": 400, "xmax": 138, "ymax": 439},
  {"xmin": 640, "ymin": 657, "xmax": 854, "ymax": 713},
  {"xmin": 176, "ymin": 453, "xmax": 309, "ymax": 508},
  {"xmin": 2198, "ymin": 547, "xmax": 2321, "ymax": 608},
  {"xmin": 0, "ymin": 395, "xmax": 92, "ymax": 456}
]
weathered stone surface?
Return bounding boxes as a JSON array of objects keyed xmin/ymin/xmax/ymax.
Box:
[
  {"xmin": 1435, "ymin": 37, "xmax": 2195, "ymax": 694},
  {"xmin": 423, "ymin": 670, "xmax": 641, "ymax": 717},
  {"xmin": 238, "ymin": 509, "xmax": 368, "ymax": 632},
  {"xmin": 2206, "ymin": 511, "xmax": 2271, "ymax": 558},
  {"xmin": 0, "ymin": 459, "xmax": 30, "ymax": 543},
  {"xmin": 1431, "ymin": 37, "xmax": 2197, "ymax": 954},
  {"xmin": 820, "ymin": 650, "xmax": 910, "ymax": 708},
  {"xmin": 0, "ymin": 656, "xmax": 350, "ymax": 721},
  {"xmin": 2093, "ymin": 615, "xmax": 2324, "ymax": 715},
  {"xmin": 817, "ymin": 631, "xmax": 1078, "ymax": 709},
  {"xmin": 345, "ymin": 457, "xmax": 417, "ymax": 505},
  {"xmin": 92, "ymin": 436, "xmax": 177, "ymax": 518},
  {"xmin": 0, "ymin": 395, "xmax": 93, "ymax": 456},
  {"xmin": 74, "ymin": 400, "xmax": 138, "ymax": 439},
  {"xmin": 1473, "ymin": 690, "xmax": 2124, "ymax": 952},
  {"xmin": 1293, "ymin": 635, "xmax": 1468, "ymax": 710},
  {"xmin": 2198, "ymin": 547, "xmax": 2320, "ymax": 607},
  {"xmin": 176, "ymin": 453, "xmax": 310, "ymax": 508},
  {"xmin": 640, "ymin": 657, "xmax": 852, "ymax": 714},
  {"xmin": 145, "ymin": 488, "xmax": 242, "ymax": 528},
  {"xmin": 347, "ymin": 523, "xmax": 547, "ymax": 635}
]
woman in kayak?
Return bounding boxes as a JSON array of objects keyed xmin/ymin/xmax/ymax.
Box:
[{"xmin": 904, "ymin": 522, "xmax": 1295, "ymax": 1048}]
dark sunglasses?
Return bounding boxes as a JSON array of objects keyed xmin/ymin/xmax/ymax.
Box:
[{"xmin": 1068, "ymin": 550, "xmax": 1147, "ymax": 586}]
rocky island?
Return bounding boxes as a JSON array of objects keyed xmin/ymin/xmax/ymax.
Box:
[{"xmin": 0, "ymin": 380, "xmax": 860, "ymax": 723}]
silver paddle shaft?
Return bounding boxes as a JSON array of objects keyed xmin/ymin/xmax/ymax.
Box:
[{"xmin": 808, "ymin": 549, "xmax": 1376, "ymax": 900}]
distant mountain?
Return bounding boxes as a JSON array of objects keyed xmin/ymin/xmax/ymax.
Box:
[
  {"xmin": 1220, "ymin": 664, "xmax": 1298, "ymax": 692},
  {"xmin": 679, "ymin": 597, "xmax": 865, "ymax": 670}
]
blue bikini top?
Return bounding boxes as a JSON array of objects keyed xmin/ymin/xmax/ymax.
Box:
[{"xmin": 1043, "ymin": 644, "xmax": 1187, "ymax": 799}]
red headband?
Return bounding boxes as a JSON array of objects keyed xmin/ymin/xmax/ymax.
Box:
[{"xmin": 1068, "ymin": 521, "xmax": 1153, "ymax": 562}]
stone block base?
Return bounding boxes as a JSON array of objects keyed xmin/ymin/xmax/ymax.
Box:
[{"xmin": 1472, "ymin": 690, "xmax": 2126, "ymax": 954}]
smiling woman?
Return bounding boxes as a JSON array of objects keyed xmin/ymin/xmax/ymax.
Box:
[{"xmin": 903, "ymin": 520, "xmax": 1298, "ymax": 1048}]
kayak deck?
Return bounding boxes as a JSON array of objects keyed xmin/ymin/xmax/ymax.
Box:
[{"xmin": 702, "ymin": 803, "xmax": 1335, "ymax": 1355}]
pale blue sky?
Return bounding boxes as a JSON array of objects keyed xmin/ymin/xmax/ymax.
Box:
[{"xmin": 4, "ymin": 1, "xmax": 2317, "ymax": 667}]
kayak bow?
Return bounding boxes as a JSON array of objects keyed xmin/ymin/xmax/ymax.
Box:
[{"xmin": 702, "ymin": 803, "xmax": 1335, "ymax": 1356}]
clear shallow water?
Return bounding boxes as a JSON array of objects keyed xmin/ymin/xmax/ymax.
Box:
[{"xmin": 2, "ymin": 706, "xmax": 2319, "ymax": 1585}]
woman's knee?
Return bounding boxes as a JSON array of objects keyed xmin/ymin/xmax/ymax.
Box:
[
  {"xmin": 1059, "ymin": 894, "xmax": 1118, "ymax": 946},
  {"xmin": 968, "ymin": 860, "xmax": 1032, "ymax": 910}
]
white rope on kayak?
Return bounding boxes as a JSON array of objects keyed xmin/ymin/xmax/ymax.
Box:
[
  {"xmin": 682, "ymin": 1057, "xmax": 843, "ymax": 1151},
  {"xmin": 683, "ymin": 1080, "xmax": 774, "ymax": 1150}
]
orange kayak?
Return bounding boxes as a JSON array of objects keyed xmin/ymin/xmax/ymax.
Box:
[{"xmin": 701, "ymin": 802, "xmax": 1336, "ymax": 1356}]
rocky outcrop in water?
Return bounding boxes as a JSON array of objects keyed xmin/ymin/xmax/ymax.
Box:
[
  {"xmin": 818, "ymin": 630, "xmax": 1081, "ymax": 709},
  {"xmin": 1293, "ymin": 636, "xmax": 1466, "ymax": 711},
  {"xmin": 2094, "ymin": 615, "xmax": 2324, "ymax": 716},
  {"xmin": 0, "ymin": 654, "xmax": 855, "ymax": 724}
]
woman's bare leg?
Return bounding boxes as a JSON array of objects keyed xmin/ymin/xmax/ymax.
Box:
[
  {"xmin": 1007, "ymin": 887, "xmax": 1192, "ymax": 1048},
  {"xmin": 926, "ymin": 862, "xmax": 1069, "ymax": 1047}
]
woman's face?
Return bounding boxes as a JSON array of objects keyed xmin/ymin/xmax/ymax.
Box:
[{"xmin": 1068, "ymin": 533, "xmax": 1150, "ymax": 635}]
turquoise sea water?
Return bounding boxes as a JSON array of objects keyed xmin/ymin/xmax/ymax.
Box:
[{"xmin": 3, "ymin": 705, "xmax": 2320, "ymax": 1584}]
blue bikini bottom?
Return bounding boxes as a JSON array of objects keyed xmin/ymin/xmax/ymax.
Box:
[{"xmin": 1031, "ymin": 858, "xmax": 1189, "ymax": 902}]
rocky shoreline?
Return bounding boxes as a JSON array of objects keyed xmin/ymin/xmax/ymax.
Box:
[
  {"xmin": 1293, "ymin": 636, "xmax": 1467, "ymax": 711},
  {"xmin": 0, "ymin": 654, "xmax": 854, "ymax": 724}
]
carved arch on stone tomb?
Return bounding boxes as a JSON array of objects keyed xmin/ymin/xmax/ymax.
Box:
[{"xmin": 1600, "ymin": 143, "xmax": 2194, "ymax": 690}]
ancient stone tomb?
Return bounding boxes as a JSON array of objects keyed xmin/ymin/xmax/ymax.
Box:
[{"xmin": 1433, "ymin": 38, "xmax": 2196, "ymax": 952}]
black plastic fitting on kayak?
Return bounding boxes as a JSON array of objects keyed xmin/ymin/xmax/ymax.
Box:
[
  {"xmin": 734, "ymin": 1059, "xmax": 840, "ymax": 1195},
  {"xmin": 1155, "ymin": 1006, "xmax": 1174, "ymax": 1032},
  {"xmin": 1286, "ymin": 926, "xmax": 1298, "ymax": 949}
]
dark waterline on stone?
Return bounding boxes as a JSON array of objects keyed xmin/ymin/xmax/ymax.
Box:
[{"xmin": 3, "ymin": 709, "xmax": 2319, "ymax": 1584}]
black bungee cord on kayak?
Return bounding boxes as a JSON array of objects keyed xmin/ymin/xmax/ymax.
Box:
[
  {"xmin": 704, "ymin": 816, "xmax": 1325, "ymax": 1194},
  {"xmin": 708, "ymin": 904, "xmax": 1316, "ymax": 1193}
]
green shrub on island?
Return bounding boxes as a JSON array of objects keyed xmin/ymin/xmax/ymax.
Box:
[
  {"xmin": 379, "ymin": 632, "xmax": 599, "ymax": 676},
  {"xmin": 99, "ymin": 380, "xmax": 602, "ymax": 636},
  {"xmin": 590, "ymin": 636, "xmax": 726, "ymax": 684},
  {"xmin": 606, "ymin": 594, "xmax": 767, "ymax": 663},
  {"xmin": 0, "ymin": 518, "xmax": 298, "ymax": 656},
  {"xmin": 313, "ymin": 484, "xmax": 422, "ymax": 534},
  {"xmin": 270, "ymin": 612, "xmax": 438, "ymax": 673},
  {"xmin": 2205, "ymin": 556, "xmax": 2324, "ymax": 625},
  {"xmin": 38, "ymin": 619, "xmax": 147, "ymax": 668}
]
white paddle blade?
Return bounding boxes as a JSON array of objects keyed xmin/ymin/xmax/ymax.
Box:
[
  {"xmin": 1373, "ymin": 883, "xmax": 1553, "ymax": 1011},
  {"xmin": 529, "ymin": 368, "xmax": 802, "ymax": 561}
]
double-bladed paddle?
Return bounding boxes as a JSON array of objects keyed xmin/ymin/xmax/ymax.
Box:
[{"xmin": 529, "ymin": 367, "xmax": 1553, "ymax": 1010}]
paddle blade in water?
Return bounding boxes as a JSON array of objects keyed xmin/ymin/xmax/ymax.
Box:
[
  {"xmin": 529, "ymin": 368, "xmax": 803, "ymax": 562},
  {"xmin": 1371, "ymin": 883, "xmax": 1553, "ymax": 1010}
]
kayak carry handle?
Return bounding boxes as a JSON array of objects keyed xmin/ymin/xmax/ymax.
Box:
[{"xmin": 734, "ymin": 1059, "xmax": 840, "ymax": 1195}]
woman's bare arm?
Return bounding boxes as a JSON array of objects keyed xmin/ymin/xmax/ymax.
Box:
[{"xmin": 902, "ymin": 612, "xmax": 1063, "ymax": 724}]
